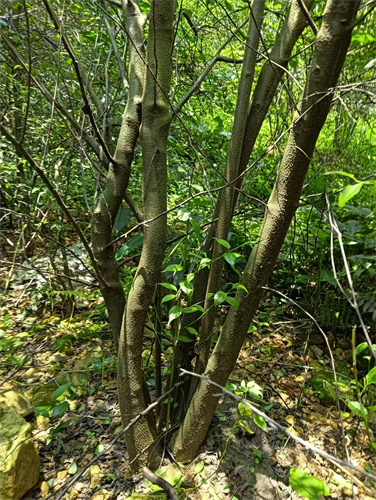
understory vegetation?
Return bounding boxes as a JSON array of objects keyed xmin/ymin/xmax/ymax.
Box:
[{"xmin": 0, "ymin": 0, "xmax": 376, "ymax": 499}]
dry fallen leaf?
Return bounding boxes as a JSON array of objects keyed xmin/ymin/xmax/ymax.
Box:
[
  {"xmin": 57, "ymin": 470, "xmax": 68, "ymax": 481},
  {"xmin": 89, "ymin": 464, "xmax": 103, "ymax": 489}
]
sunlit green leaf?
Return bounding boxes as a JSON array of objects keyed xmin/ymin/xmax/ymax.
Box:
[
  {"xmin": 214, "ymin": 291, "xmax": 227, "ymax": 306},
  {"xmin": 238, "ymin": 402, "xmax": 252, "ymax": 419},
  {"xmin": 289, "ymin": 468, "xmax": 330, "ymax": 499},
  {"xmin": 68, "ymin": 461, "xmax": 77, "ymax": 475},
  {"xmin": 194, "ymin": 461, "xmax": 204, "ymax": 474},
  {"xmin": 51, "ymin": 383, "xmax": 71, "ymax": 403},
  {"xmin": 164, "ymin": 264, "xmax": 183, "ymax": 273},
  {"xmin": 347, "ymin": 400, "xmax": 368, "ymax": 420},
  {"xmin": 365, "ymin": 366, "xmax": 376, "ymax": 386},
  {"xmin": 253, "ymin": 414, "xmax": 267, "ymax": 430},
  {"xmin": 215, "ymin": 238, "xmax": 230, "ymax": 249},
  {"xmin": 158, "ymin": 282, "xmax": 177, "ymax": 291},
  {"xmin": 161, "ymin": 294, "xmax": 176, "ymax": 304},
  {"xmin": 338, "ymin": 183, "xmax": 364, "ymax": 208},
  {"xmin": 225, "ymin": 296, "xmax": 239, "ymax": 309},
  {"xmin": 168, "ymin": 305, "xmax": 183, "ymax": 324}
]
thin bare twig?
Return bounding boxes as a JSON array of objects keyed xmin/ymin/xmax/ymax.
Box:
[
  {"xmin": 180, "ymin": 369, "xmax": 376, "ymax": 483},
  {"xmin": 0, "ymin": 124, "xmax": 104, "ymax": 285},
  {"xmin": 325, "ymin": 192, "xmax": 376, "ymax": 362},
  {"xmin": 296, "ymin": 0, "xmax": 318, "ymax": 34},
  {"xmin": 41, "ymin": 0, "xmax": 116, "ymax": 166},
  {"xmin": 51, "ymin": 383, "xmax": 182, "ymax": 500}
]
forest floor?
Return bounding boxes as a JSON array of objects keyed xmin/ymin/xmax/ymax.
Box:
[{"xmin": 1, "ymin": 270, "xmax": 376, "ymax": 500}]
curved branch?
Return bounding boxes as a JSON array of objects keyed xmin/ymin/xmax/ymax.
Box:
[{"xmin": 143, "ymin": 468, "xmax": 178, "ymax": 500}]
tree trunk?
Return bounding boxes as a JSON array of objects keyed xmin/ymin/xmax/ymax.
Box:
[
  {"xmin": 195, "ymin": 0, "xmax": 266, "ymax": 378},
  {"xmin": 173, "ymin": 0, "xmax": 361, "ymax": 462},
  {"xmin": 117, "ymin": 0, "xmax": 175, "ymax": 471},
  {"xmin": 91, "ymin": 1, "xmax": 145, "ymax": 346},
  {"xmin": 176, "ymin": 0, "xmax": 315, "ymax": 379}
]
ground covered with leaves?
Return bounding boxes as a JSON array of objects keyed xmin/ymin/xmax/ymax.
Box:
[{"xmin": 1, "ymin": 277, "xmax": 376, "ymax": 500}]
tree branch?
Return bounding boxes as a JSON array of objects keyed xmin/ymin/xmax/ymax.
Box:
[
  {"xmin": 41, "ymin": 0, "xmax": 116, "ymax": 166},
  {"xmin": 143, "ymin": 468, "xmax": 178, "ymax": 500},
  {"xmin": 124, "ymin": 190, "xmax": 144, "ymax": 223},
  {"xmin": 180, "ymin": 369, "xmax": 376, "ymax": 483},
  {"xmin": 0, "ymin": 123, "xmax": 104, "ymax": 285},
  {"xmin": 297, "ymin": 0, "xmax": 318, "ymax": 34},
  {"xmin": 1, "ymin": 33, "xmax": 102, "ymax": 159},
  {"xmin": 173, "ymin": 19, "xmax": 248, "ymax": 115}
]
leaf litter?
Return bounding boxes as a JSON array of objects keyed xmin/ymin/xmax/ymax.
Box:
[{"xmin": 0, "ymin": 276, "xmax": 375, "ymax": 499}]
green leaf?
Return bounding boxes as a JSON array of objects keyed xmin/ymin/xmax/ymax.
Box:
[
  {"xmin": 186, "ymin": 327, "xmax": 198, "ymax": 336},
  {"xmin": 232, "ymin": 283, "xmax": 248, "ymax": 294},
  {"xmin": 194, "ymin": 461, "xmax": 204, "ymax": 474},
  {"xmin": 178, "ymin": 207, "xmax": 190, "ymax": 221},
  {"xmin": 180, "ymin": 282, "xmax": 193, "ymax": 298},
  {"xmin": 191, "ymin": 218, "xmax": 201, "ymax": 236},
  {"xmin": 193, "ymin": 304, "xmax": 205, "ymax": 312},
  {"xmin": 52, "ymin": 401, "xmax": 69, "ymax": 416},
  {"xmin": 246, "ymin": 380, "xmax": 263, "ymax": 399},
  {"xmin": 115, "ymin": 233, "xmax": 144, "ymax": 260},
  {"xmin": 182, "ymin": 306, "xmax": 198, "ymax": 313},
  {"xmin": 161, "ymin": 294, "xmax": 176, "ymax": 304},
  {"xmin": 239, "ymin": 420, "xmax": 254, "ymax": 435},
  {"xmin": 186, "ymin": 273, "xmax": 195, "ymax": 283},
  {"xmin": 214, "ymin": 291, "xmax": 227, "ymax": 306},
  {"xmin": 33, "ymin": 405, "xmax": 51, "ymax": 417},
  {"xmin": 95, "ymin": 443, "xmax": 104, "ymax": 455},
  {"xmin": 238, "ymin": 402, "xmax": 252, "ymax": 419},
  {"xmin": 225, "ymin": 296, "xmax": 239, "ymax": 309},
  {"xmin": 215, "ymin": 238, "xmax": 230, "ymax": 249},
  {"xmin": 158, "ymin": 283, "xmax": 177, "ymax": 292},
  {"xmin": 289, "ymin": 468, "xmax": 330, "ymax": 499},
  {"xmin": 223, "ymin": 252, "xmax": 240, "ymax": 267},
  {"xmin": 355, "ymin": 342, "xmax": 369, "ymax": 356},
  {"xmin": 338, "ymin": 183, "xmax": 364, "ymax": 208},
  {"xmin": 114, "ymin": 206, "xmax": 132, "ymax": 231},
  {"xmin": 177, "ymin": 335, "xmax": 193, "ymax": 342},
  {"xmin": 139, "ymin": 0, "xmax": 150, "ymax": 14},
  {"xmin": 365, "ymin": 58, "xmax": 376, "ymax": 70},
  {"xmin": 51, "ymin": 383, "xmax": 71, "ymax": 403},
  {"xmin": 199, "ymin": 257, "xmax": 211, "ymax": 268},
  {"xmin": 68, "ymin": 461, "xmax": 78, "ymax": 475},
  {"xmin": 365, "ymin": 366, "xmax": 376, "ymax": 385},
  {"xmin": 168, "ymin": 305, "xmax": 183, "ymax": 324},
  {"xmin": 253, "ymin": 414, "xmax": 267, "ymax": 430},
  {"xmin": 324, "ymin": 170, "xmax": 357, "ymax": 181},
  {"xmin": 347, "ymin": 401, "xmax": 368, "ymax": 420},
  {"xmin": 368, "ymin": 406, "xmax": 376, "ymax": 420},
  {"xmin": 163, "ymin": 264, "xmax": 183, "ymax": 273}
]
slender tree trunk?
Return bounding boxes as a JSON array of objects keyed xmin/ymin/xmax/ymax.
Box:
[
  {"xmin": 195, "ymin": 0, "xmax": 266, "ymax": 377},
  {"xmin": 176, "ymin": 0, "xmax": 315, "ymax": 377},
  {"xmin": 233, "ymin": 0, "xmax": 315, "ymax": 211},
  {"xmin": 173, "ymin": 0, "xmax": 361, "ymax": 462},
  {"xmin": 117, "ymin": 0, "xmax": 175, "ymax": 471},
  {"xmin": 91, "ymin": 1, "xmax": 145, "ymax": 346}
]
